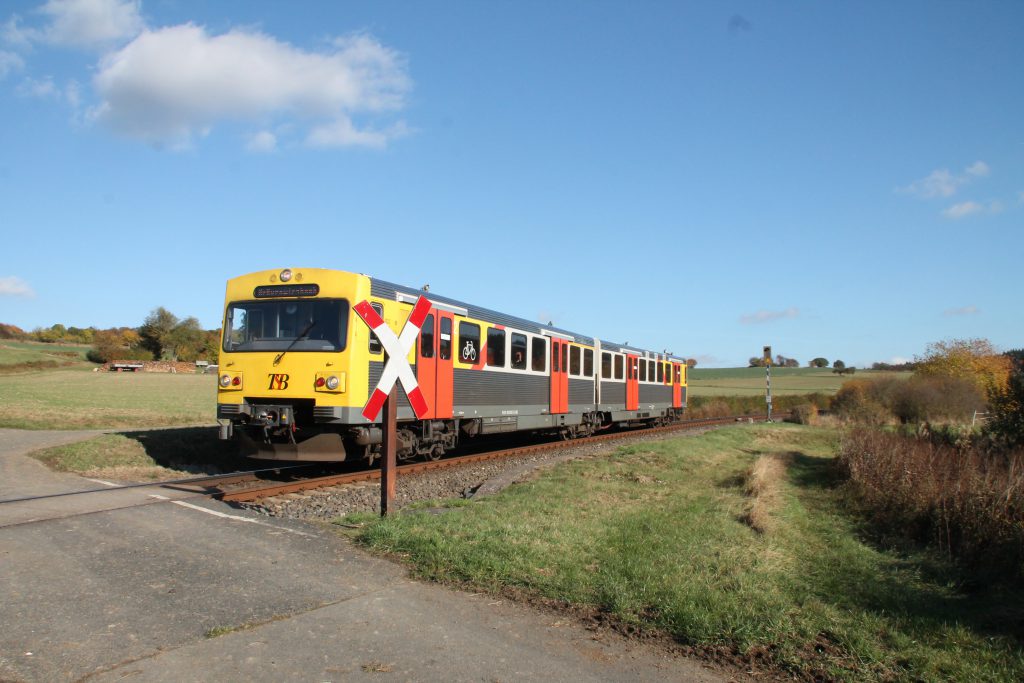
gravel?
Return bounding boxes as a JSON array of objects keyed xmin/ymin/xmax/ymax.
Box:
[{"xmin": 246, "ymin": 427, "xmax": 715, "ymax": 522}]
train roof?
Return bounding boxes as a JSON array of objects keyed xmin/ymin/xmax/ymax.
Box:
[{"xmin": 371, "ymin": 277, "xmax": 684, "ymax": 362}]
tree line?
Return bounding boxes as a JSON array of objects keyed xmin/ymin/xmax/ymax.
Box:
[{"xmin": 0, "ymin": 309, "xmax": 220, "ymax": 364}]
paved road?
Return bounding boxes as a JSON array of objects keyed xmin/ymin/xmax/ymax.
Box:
[{"xmin": 0, "ymin": 429, "xmax": 723, "ymax": 682}]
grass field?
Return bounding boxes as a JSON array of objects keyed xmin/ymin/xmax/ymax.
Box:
[
  {"xmin": 30, "ymin": 427, "xmax": 245, "ymax": 480},
  {"xmin": 0, "ymin": 369, "xmax": 216, "ymax": 429},
  {"xmin": 688, "ymin": 367, "xmax": 910, "ymax": 397},
  {"xmin": 343, "ymin": 425, "xmax": 1023, "ymax": 681},
  {"xmin": 0, "ymin": 340, "xmax": 92, "ymax": 373}
]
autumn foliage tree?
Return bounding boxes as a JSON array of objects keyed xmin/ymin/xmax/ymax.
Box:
[{"xmin": 914, "ymin": 338, "xmax": 1012, "ymax": 398}]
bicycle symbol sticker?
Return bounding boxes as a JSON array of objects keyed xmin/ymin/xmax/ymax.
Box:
[{"xmin": 461, "ymin": 339, "xmax": 477, "ymax": 362}]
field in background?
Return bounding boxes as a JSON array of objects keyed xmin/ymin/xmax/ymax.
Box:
[
  {"xmin": 0, "ymin": 370, "xmax": 216, "ymax": 430},
  {"xmin": 0, "ymin": 340, "xmax": 92, "ymax": 373},
  {"xmin": 688, "ymin": 367, "xmax": 910, "ymax": 397}
]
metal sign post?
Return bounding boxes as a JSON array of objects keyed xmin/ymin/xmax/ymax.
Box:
[
  {"xmin": 763, "ymin": 345, "xmax": 773, "ymax": 423},
  {"xmin": 380, "ymin": 384, "xmax": 398, "ymax": 516},
  {"xmin": 354, "ymin": 295, "xmax": 432, "ymax": 517}
]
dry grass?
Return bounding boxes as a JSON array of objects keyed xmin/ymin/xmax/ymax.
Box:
[
  {"xmin": 742, "ymin": 453, "xmax": 793, "ymax": 534},
  {"xmin": 838, "ymin": 428, "xmax": 1024, "ymax": 576}
]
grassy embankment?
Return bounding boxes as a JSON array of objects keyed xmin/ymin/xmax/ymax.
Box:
[{"xmin": 343, "ymin": 424, "xmax": 1023, "ymax": 681}]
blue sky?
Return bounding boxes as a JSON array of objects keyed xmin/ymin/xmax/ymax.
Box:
[{"xmin": 1, "ymin": 0, "xmax": 1021, "ymax": 367}]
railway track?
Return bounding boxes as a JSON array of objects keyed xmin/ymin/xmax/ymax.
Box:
[
  {"xmin": 215, "ymin": 413, "xmax": 785, "ymax": 504},
  {"xmin": 1, "ymin": 414, "xmax": 786, "ymax": 527}
]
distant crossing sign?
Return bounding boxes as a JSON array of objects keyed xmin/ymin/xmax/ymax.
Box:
[{"xmin": 354, "ymin": 296, "xmax": 431, "ymax": 421}]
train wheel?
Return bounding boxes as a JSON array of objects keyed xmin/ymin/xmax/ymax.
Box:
[{"xmin": 427, "ymin": 444, "xmax": 444, "ymax": 461}]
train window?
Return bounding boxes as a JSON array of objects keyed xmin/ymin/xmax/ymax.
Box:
[
  {"xmin": 458, "ymin": 321, "xmax": 480, "ymax": 364},
  {"xmin": 440, "ymin": 317, "xmax": 452, "ymax": 360},
  {"xmin": 532, "ymin": 337, "xmax": 546, "ymax": 372},
  {"xmin": 614, "ymin": 354, "xmax": 623, "ymax": 380},
  {"xmin": 368, "ymin": 303, "xmax": 384, "ymax": 355},
  {"xmin": 639, "ymin": 359, "xmax": 647, "ymax": 382},
  {"xmin": 584, "ymin": 349, "xmax": 594, "ymax": 377},
  {"xmin": 562, "ymin": 343, "xmax": 568, "ymax": 376},
  {"xmin": 420, "ymin": 314, "xmax": 435, "ymax": 358},
  {"xmin": 657, "ymin": 361, "xmax": 664, "ymax": 383},
  {"xmin": 487, "ymin": 328, "xmax": 506, "ymax": 367},
  {"xmin": 511, "ymin": 333, "xmax": 527, "ymax": 370},
  {"xmin": 224, "ymin": 298, "xmax": 348, "ymax": 353},
  {"xmin": 569, "ymin": 345, "xmax": 581, "ymax": 376},
  {"xmin": 601, "ymin": 352, "xmax": 612, "ymax": 379},
  {"xmin": 552, "ymin": 341, "xmax": 559, "ymax": 372}
]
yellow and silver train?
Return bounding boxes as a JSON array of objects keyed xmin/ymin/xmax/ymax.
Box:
[{"xmin": 216, "ymin": 268, "xmax": 688, "ymax": 462}]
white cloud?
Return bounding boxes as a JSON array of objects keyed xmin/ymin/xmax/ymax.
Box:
[
  {"xmin": 739, "ymin": 307, "xmax": 799, "ymax": 325},
  {"xmin": 17, "ymin": 76, "xmax": 59, "ymax": 98},
  {"xmin": 0, "ymin": 49, "xmax": 24, "ymax": 79},
  {"xmin": 965, "ymin": 160, "xmax": 990, "ymax": 177},
  {"xmin": 0, "ymin": 276, "xmax": 35, "ymax": 297},
  {"xmin": 942, "ymin": 201, "xmax": 983, "ymax": 219},
  {"xmin": 90, "ymin": 25, "xmax": 411, "ymax": 148},
  {"xmin": 943, "ymin": 305, "xmax": 979, "ymax": 317},
  {"xmin": 307, "ymin": 118, "xmax": 408, "ymax": 149},
  {"xmin": 899, "ymin": 161, "xmax": 990, "ymax": 199},
  {"xmin": 2, "ymin": 16, "xmax": 35, "ymax": 49},
  {"xmin": 941, "ymin": 199, "xmax": 1004, "ymax": 220},
  {"xmin": 246, "ymin": 130, "xmax": 277, "ymax": 153},
  {"xmin": 39, "ymin": 0, "xmax": 143, "ymax": 49}
]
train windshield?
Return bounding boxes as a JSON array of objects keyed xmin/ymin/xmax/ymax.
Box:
[{"xmin": 223, "ymin": 299, "xmax": 349, "ymax": 352}]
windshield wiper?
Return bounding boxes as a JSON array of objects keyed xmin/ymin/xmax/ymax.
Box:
[{"xmin": 273, "ymin": 320, "xmax": 316, "ymax": 366}]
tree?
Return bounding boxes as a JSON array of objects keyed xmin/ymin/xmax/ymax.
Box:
[
  {"xmin": 749, "ymin": 357, "xmax": 767, "ymax": 368},
  {"xmin": 168, "ymin": 317, "xmax": 205, "ymax": 361},
  {"xmin": 989, "ymin": 360, "xmax": 1024, "ymax": 448},
  {"xmin": 914, "ymin": 338, "xmax": 1012, "ymax": 397},
  {"xmin": 809, "ymin": 357, "xmax": 829, "ymax": 368},
  {"xmin": 139, "ymin": 307, "xmax": 179, "ymax": 360},
  {"xmin": 833, "ymin": 359, "xmax": 846, "ymax": 371}
]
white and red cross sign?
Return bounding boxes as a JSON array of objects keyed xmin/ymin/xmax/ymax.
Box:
[{"xmin": 354, "ymin": 295, "xmax": 431, "ymax": 421}]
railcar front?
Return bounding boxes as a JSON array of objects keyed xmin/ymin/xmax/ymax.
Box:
[{"xmin": 216, "ymin": 268, "xmax": 377, "ymax": 461}]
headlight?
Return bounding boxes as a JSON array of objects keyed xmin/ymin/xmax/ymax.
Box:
[
  {"xmin": 326, "ymin": 375, "xmax": 340, "ymax": 390},
  {"xmin": 219, "ymin": 374, "xmax": 231, "ymax": 387}
]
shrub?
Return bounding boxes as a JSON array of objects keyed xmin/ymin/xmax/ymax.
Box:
[
  {"xmin": 687, "ymin": 393, "xmax": 830, "ymax": 419},
  {"xmin": 988, "ymin": 363, "xmax": 1024, "ymax": 449},
  {"xmin": 838, "ymin": 428, "xmax": 1024, "ymax": 578},
  {"xmin": 890, "ymin": 375, "xmax": 985, "ymax": 424},
  {"xmin": 787, "ymin": 404, "xmax": 819, "ymax": 425},
  {"xmin": 831, "ymin": 380, "xmax": 891, "ymax": 425}
]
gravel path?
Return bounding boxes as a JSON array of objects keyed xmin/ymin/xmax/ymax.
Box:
[{"xmin": 249, "ymin": 427, "xmax": 717, "ymax": 521}]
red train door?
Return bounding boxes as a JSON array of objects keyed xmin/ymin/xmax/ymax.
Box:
[
  {"xmin": 549, "ymin": 338, "xmax": 568, "ymax": 414},
  {"xmin": 672, "ymin": 363, "xmax": 682, "ymax": 408},
  {"xmin": 417, "ymin": 309, "xmax": 454, "ymax": 419},
  {"xmin": 626, "ymin": 354, "xmax": 639, "ymax": 411}
]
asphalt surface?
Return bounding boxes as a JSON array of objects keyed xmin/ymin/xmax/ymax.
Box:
[{"xmin": 0, "ymin": 428, "xmax": 724, "ymax": 682}]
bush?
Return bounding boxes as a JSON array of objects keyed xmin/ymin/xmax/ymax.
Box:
[
  {"xmin": 988, "ymin": 365, "xmax": 1024, "ymax": 449},
  {"xmin": 838, "ymin": 428, "xmax": 1024, "ymax": 578},
  {"xmin": 831, "ymin": 379, "xmax": 892, "ymax": 424},
  {"xmin": 832, "ymin": 375, "xmax": 985, "ymax": 425},
  {"xmin": 688, "ymin": 393, "xmax": 830, "ymax": 419},
  {"xmin": 787, "ymin": 404, "xmax": 819, "ymax": 425},
  {"xmin": 890, "ymin": 376, "xmax": 985, "ymax": 424}
]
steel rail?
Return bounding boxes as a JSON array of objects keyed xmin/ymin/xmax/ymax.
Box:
[{"xmin": 217, "ymin": 413, "xmax": 787, "ymax": 504}]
